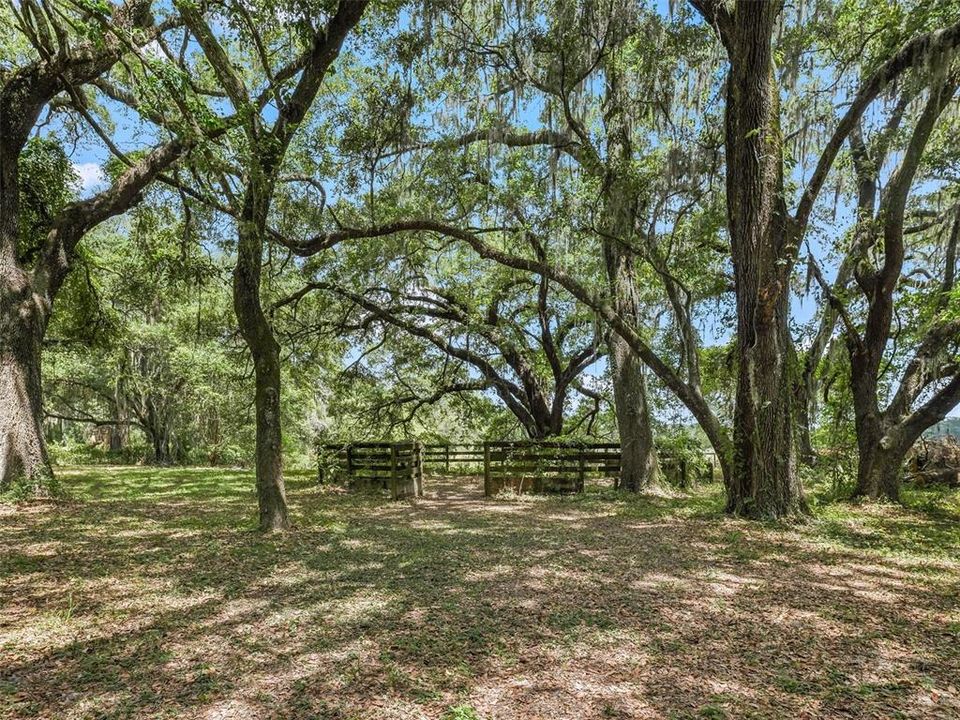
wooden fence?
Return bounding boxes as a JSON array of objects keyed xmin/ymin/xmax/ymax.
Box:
[
  {"xmin": 422, "ymin": 444, "xmax": 485, "ymax": 472},
  {"xmin": 319, "ymin": 439, "xmax": 719, "ymax": 498},
  {"xmin": 483, "ymin": 441, "xmax": 623, "ymax": 495},
  {"xmin": 482, "ymin": 441, "xmax": 718, "ymax": 495},
  {"xmin": 318, "ymin": 441, "xmax": 423, "ymax": 500}
]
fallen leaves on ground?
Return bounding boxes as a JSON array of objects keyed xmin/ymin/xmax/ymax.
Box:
[{"xmin": 1, "ymin": 467, "xmax": 958, "ymax": 720}]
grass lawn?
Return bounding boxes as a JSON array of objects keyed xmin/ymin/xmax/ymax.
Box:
[{"xmin": 2, "ymin": 467, "xmax": 959, "ymax": 719}]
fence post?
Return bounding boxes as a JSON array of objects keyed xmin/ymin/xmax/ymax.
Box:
[
  {"xmin": 445, "ymin": 444, "xmax": 450, "ymax": 474},
  {"xmin": 578, "ymin": 448, "xmax": 586, "ymax": 493},
  {"xmin": 389, "ymin": 443, "xmax": 399, "ymax": 499},
  {"xmin": 415, "ymin": 441, "xmax": 424, "ymax": 496},
  {"xmin": 618, "ymin": 444, "xmax": 624, "ymax": 489},
  {"xmin": 483, "ymin": 442, "xmax": 491, "ymax": 496},
  {"xmin": 345, "ymin": 444, "xmax": 353, "ymax": 486}
]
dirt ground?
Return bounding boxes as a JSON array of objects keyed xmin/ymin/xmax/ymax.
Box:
[{"xmin": 2, "ymin": 467, "xmax": 959, "ymax": 719}]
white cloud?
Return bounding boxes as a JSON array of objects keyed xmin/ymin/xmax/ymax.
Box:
[{"xmin": 72, "ymin": 162, "xmax": 106, "ymax": 193}]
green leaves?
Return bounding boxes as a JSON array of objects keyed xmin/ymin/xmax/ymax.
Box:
[{"xmin": 17, "ymin": 137, "xmax": 77, "ymax": 266}]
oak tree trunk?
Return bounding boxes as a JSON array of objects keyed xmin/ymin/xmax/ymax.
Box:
[
  {"xmin": 1, "ymin": 96, "xmax": 53, "ymax": 493},
  {"xmin": 234, "ymin": 206, "xmax": 290, "ymax": 532},
  {"xmin": 107, "ymin": 425, "xmax": 124, "ymax": 453},
  {"xmin": 595, "ymin": 62, "xmax": 660, "ymax": 492},
  {"xmin": 603, "ymin": 232, "xmax": 659, "ymax": 492},
  {"xmin": 194, "ymin": 1, "xmax": 368, "ymax": 530},
  {"xmin": 0, "ymin": 286, "xmax": 53, "ymax": 493},
  {"xmin": 250, "ymin": 346, "xmax": 287, "ymax": 529},
  {"xmin": 728, "ymin": 289, "xmax": 802, "ymax": 516},
  {"xmin": 853, "ymin": 426, "xmax": 903, "ymax": 502},
  {"xmin": 849, "ymin": 349, "xmax": 904, "ymax": 502},
  {"xmin": 722, "ymin": 2, "xmax": 805, "ymax": 517},
  {"xmin": 609, "ymin": 332, "xmax": 659, "ymax": 491},
  {"xmin": 147, "ymin": 427, "xmax": 173, "ymax": 464}
]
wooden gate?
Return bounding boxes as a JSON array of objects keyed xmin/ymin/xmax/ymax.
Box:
[
  {"xmin": 482, "ymin": 441, "xmax": 622, "ymax": 495},
  {"xmin": 422, "ymin": 444, "xmax": 485, "ymax": 473},
  {"xmin": 318, "ymin": 441, "xmax": 423, "ymax": 500}
]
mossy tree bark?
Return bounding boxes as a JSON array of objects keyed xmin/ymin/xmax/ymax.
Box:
[
  {"xmin": 1, "ymin": 4, "xmax": 189, "ymax": 494},
  {"xmin": 0, "ymin": 262, "xmax": 51, "ymax": 492},
  {"xmin": 712, "ymin": 1, "xmax": 805, "ymax": 517}
]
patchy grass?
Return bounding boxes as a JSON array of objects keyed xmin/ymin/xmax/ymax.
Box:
[{"xmin": 1, "ymin": 466, "xmax": 959, "ymax": 719}]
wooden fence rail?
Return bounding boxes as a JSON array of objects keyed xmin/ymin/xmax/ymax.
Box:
[
  {"xmin": 483, "ymin": 441, "xmax": 623, "ymax": 495},
  {"xmin": 482, "ymin": 442, "xmax": 717, "ymax": 495},
  {"xmin": 422, "ymin": 444, "xmax": 485, "ymax": 472},
  {"xmin": 320, "ymin": 439, "xmax": 719, "ymax": 498}
]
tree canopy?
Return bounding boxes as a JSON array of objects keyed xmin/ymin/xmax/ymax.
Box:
[{"xmin": 0, "ymin": 0, "xmax": 958, "ymax": 527}]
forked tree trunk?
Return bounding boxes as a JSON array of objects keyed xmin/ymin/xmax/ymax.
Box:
[
  {"xmin": 853, "ymin": 427, "xmax": 903, "ymax": 502},
  {"xmin": 845, "ymin": 79, "xmax": 959, "ymax": 504},
  {"xmin": 0, "ymin": 288, "xmax": 53, "ymax": 493},
  {"xmin": 234, "ymin": 207, "xmax": 289, "ymax": 532},
  {"xmin": 849, "ymin": 358, "xmax": 960, "ymax": 503},
  {"xmin": 527, "ymin": 382, "xmax": 563, "ymax": 440}
]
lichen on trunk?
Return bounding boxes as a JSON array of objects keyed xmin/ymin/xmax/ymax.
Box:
[
  {"xmin": 717, "ymin": 0, "xmax": 805, "ymax": 518},
  {"xmin": 609, "ymin": 333, "xmax": 659, "ymax": 492},
  {"xmin": 234, "ymin": 211, "xmax": 290, "ymax": 533},
  {"xmin": 0, "ymin": 299, "xmax": 55, "ymax": 495}
]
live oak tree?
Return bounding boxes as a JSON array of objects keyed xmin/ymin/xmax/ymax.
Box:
[
  {"xmin": 811, "ymin": 67, "xmax": 960, "ymax": 500},
  {"xmin": 690, "ymin": 0, "xmax": 960, "ymax": 516},
  {"xmin": 694, "ymin": 0, "xmax": 807, "ymax": 516},
  {"xmin": 0, "ymin": 0, "xmax": 200, "ymax": 493},
  {"xmin": 174, "ymin": 0, "xmax": 369, "ymax": 530},
  {"xmin": 789, "ymin": 1, "xmax": 958, "ymax": 468},
  {"xmin": 279, "ymin": 244, "xmax": 605, "ymax": 440}
]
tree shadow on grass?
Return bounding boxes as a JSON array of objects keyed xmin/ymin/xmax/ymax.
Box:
[{"xmin": 1, "ymin": 470, "xmax": 958, "ymax": 719}]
